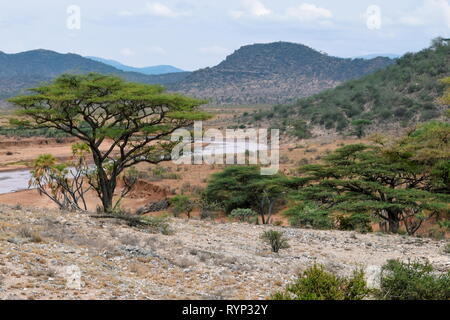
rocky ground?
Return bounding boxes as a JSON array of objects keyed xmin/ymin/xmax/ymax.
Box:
[{"xmin": 0, "ymin": 204, "xmax": 449, "ymax": 300}]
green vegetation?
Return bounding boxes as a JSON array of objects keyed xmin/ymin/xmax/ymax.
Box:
[
  {"xmin": 377, "ymin": 259, "xmax": 450, "ymax": 300},
  {"xmin": 284, "ymin": 202, "xmax": 333, "ymax": 230},
  {"xmin": 230, "ymin": 208, "xmax": 257, "ymax": 222},
  {"xmin": 351, "ymin": 119, "xmax": 372, "ymax": 138},
  {"xmin": 198, "ymin": 199, "xmax": 223, "ymax": 220},
  {"xmin": 337, "ymin": 213, "xmax": 373, "ymax": 233},
  {"xmin": 248, "ymin": 39, "xmax": 450, "ymax": 134},
  {"xmin": 261, "ymin": 230, "xmax": 290, "ymax": 253},
  {"xmin": 169, "ymin": 195, "xmax": 195, "ymax": 219},
  {"xmin": 289, "ymin": 121, "xmax": 450, "ymax": 235},
  {"xmin": 443, "ymin": 243, "xmax": 450, "ymax": 255},
  {"xmin": 272, "ymin": 259, "xmax": 450, "ymax": 300},
  {"xmin": 0, "ymin": 126, "xmax": 70, "ymax": 138},
  {"xmin": 271, "ymin": 265, "xmax": 370, "ymax": 300},
  {"xmin": 29, "ymin": 144, "xmax": 92, "ymax": 211},
  {"xmin": 9, "ymin": 73, "xmax": 209, "ymax": 212},
  {"xmin": 204, "ymin": 166, "xmax": 302, "ymax": 224}
]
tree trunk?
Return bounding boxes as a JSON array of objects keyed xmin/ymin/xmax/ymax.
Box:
[
  {"xmin": 387, "ymin": 210, "xmax": 400, "ymax": 233},
  {"xmin": 91, "ymin": 150, "xmax": 115, "ymax": 213}
]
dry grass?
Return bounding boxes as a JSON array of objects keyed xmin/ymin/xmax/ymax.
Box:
[{"xmin": 17, "ymin": 227, "xmax": 43, "ymax": 243}]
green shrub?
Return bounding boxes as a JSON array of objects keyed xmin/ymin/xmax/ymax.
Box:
[
  {"xmin": 284, "ymin": 203, "xmax": 334, "ymax": 230},
  {"xmin": 377, "ymin": 259, "xmax": 450, "ymax": 300},
  {"xmin": 290, "ymin": 120, "xmax": 312, "ymax": 139},
  {"xmin": 261, "ymin": 230, "xmax": 290, "ymax": 253},
  {"xmin": 271, "ymin": 264, "xmax": 370, "ymax": 300},
  {"xmin": 148, "ymin": 166, "xmax": 180, "ymax": 181},
  {"xmin": 169, "ymin": 195, "xmax": 194, "ymax": 218},
  {"xmin": 338, "ymin": 213, "xmax": 373, "ymax": 233},
  {"xmin": 230, "ymin": 208, "xmax": 257, "ymax": 222},
  {"xmin": 442, "ymin": 243, "xmax": 450, "ymax": 255},
  {"xmin": 198, "ymin": 199, "xmax": 222, "ymax": 220}
]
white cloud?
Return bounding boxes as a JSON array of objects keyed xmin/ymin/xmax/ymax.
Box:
[
  {"xmin": 146, "ymin": 2, "xmax": 186, "ymax": 18},
  {"xmin": 399, "ymin": 0, "xmax": 450, "ymax": 28},
  {"xmin": 286, "ymin": 3, "xmax": 333, "ymax": 21},
  {"xmin": 199, "ymin": 46, "xmax": 230, "ymax": 55},
  {"xmin": 242, "ymin": 0, "xmax": 271, "ymax": 17},
  {"xmin": 120, "ymin": 48, "xmax": 135, "ymax": 56}
]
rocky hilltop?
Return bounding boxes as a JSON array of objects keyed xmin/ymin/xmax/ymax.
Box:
[{"xmin": 171, "ymin": 42, "xmax": 393, "ymax": 105}]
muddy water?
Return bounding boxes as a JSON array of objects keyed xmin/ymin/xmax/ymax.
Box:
[
  {"xmin": 0, "ymin": 170, "xmax": 32, "ymax": 194},
  {"xmin": 0, "ymin": 140, "xmax": 270, "ymax": 195}
]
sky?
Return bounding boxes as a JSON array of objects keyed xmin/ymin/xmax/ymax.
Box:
[{"xmin": 0, "ymin": 0, "xmax": 449, "ymax": 70}]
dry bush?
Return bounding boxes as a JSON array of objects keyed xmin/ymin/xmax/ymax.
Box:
[
  {"xmin": 119, "ymin": 234, "xmax": 141, "ymax": 246},
  {"xmin": 129, "ymin": 262, "xmax": 148, "ymax": 276},
  {"xmin": 17, "ymin": 227, "xmax": 43, "ymax": 243},
  {"xmin": 171, "ymin": 256, "xmax": 197, "ymax": 268},
  {"xmin": 28, "ymin": 267, "xmax": 56, "ymax": 279}
]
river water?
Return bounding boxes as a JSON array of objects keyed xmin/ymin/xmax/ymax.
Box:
[
  {"xmin": 0, "ymin": 140, "xmax": 270, "ymax": 195},
  {"xmin": 0, "ymin": 170, "xmax": 32, "ymax": 194}
]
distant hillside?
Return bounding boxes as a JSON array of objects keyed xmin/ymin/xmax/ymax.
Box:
[
  {"xmin": 354, "ymin": 53, "xmax": 400, "ymax": 60},
  {"xmin": 245, "ymin": 40, "xmax": 450, "ymax": 136},
  {"xmin": 0, "ymin": 43, "xmax": 394, "ymax": 104},
  {"xmin": 0, "ymin": 49, "xmax": 189, "ymax": 99},
  {"xmin": 171, "ymin": 42, "xmax": 394, "ymax": 105},
  {"xmin": 86, "ymin": 56, "xmax": 185, "ymax": 75}
]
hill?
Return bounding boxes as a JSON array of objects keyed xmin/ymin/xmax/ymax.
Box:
[
  {"xmin": 0, "ymin": 43, "xmax": 394, "ymax": 104},
  {"xmin": 0, "ymin": 49, "xmax": 189, "ymax": 99},
  {"xmin": 245, "ymin": 40, "xmax": 450, "ymax": 136},
  {"xmin": 171, "ymin": 42, "xmax": 394, "ymax": 105},
  {"xmin": 86, "ymin": 56, "xmax": 185, "ymax": 75}
]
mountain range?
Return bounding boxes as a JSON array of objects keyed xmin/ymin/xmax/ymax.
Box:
[
  {"xmin": 0, "ymin": 42, "xmax": 394, "ymax": 104},
  {"xmin": 85, "ymin": 56, "xmax": 185, "ymax": 75},
  {"xmin": 0, "ymin": 49, "xmax": 189, "ymax": 99}
]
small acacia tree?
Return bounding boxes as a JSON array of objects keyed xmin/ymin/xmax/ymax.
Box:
[
  {"xmin": 170, "ymin": 194, "xmax": 195, "ymax": 219},
  {"xmin": 351, "ymin": 119, "xmax": 372, "ymax": 139},
  {"xmin": 9, "ymin": 73, "xmax": 210, "ymax": 212},
  {"xmin": 204, "ymin": 166, "xmax": 303, "ymax": 224}
]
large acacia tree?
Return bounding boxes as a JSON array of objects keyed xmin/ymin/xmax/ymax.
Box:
[
  {"xmin": 293, "ymin": 129, "xmax": 449, "ymax": 235},
  {"xmin": 9, "ymin": 73, "xmax": 210, "ymax": 212}
]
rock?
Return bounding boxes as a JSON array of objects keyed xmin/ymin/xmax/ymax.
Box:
[
  {"xmin": 62, "ymin": 265, "xmax": 82, "ymax": 290},
  {"xmin": 365, "ymin": 265, "xmax": 382, "ymax": 289},
  {"xmin": 119, "ymin": 245, "xmax": 160, "ymax": 258},
  {"xmin": 135, "ymin": 200, "xmax": 169, "ymax": 215}
]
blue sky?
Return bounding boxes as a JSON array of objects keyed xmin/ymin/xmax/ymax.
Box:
[{"xmin": 0, "ymin": 0, "xmax": 449, "ymax": 70}]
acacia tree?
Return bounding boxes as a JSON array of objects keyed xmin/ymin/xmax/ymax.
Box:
[
  {"xmin": 204, "ymin": 166, "xmax": 302, "ymax": 224},
  {"xmin": 9, "ymin": 73, "xmax": 210, "ymax": 212},
  {"xmin": 351, "ymin": 119, "xmax": 372, "ymax": 139},
  {"xmin": 294, "ymin": 138, "xmax": 449, "ymax": 234}
]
